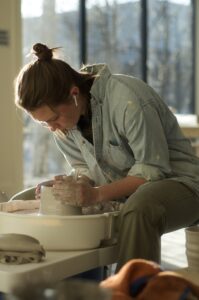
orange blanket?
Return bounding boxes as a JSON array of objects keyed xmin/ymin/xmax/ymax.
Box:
[{"xmin": 100, "ymin": 259, "xmax": 199, "ymax": 300}]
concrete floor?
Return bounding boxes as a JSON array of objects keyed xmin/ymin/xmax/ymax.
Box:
[{"xmin": 161, "ymin": 228, "xmax": 188, "ymax": 270}]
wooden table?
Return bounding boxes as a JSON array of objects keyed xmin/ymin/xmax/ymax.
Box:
[
  {"xmin": 181, "ymin": 126, "xmax": 199, "ymax": 138},
  {"xmin": 176, "ymin": 114, "xmax": 199, "ymax": 138},
  {"xmin": 175, "ymin": 114, "xmax": 199, "ymax": 155}
]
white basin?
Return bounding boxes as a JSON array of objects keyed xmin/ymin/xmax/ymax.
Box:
[{"xmin": 0, "ymin": 210, "xmax": 119, "ymax": 251}]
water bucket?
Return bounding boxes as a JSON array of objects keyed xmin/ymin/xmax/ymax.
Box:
[{"xmin": 185, "ymin": 226, "xmax": 199, "ymax": 271}]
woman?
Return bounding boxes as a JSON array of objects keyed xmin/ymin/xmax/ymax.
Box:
[{"xmin": 15, "ymin": 43, "xmax": 199, "ymax": 271}]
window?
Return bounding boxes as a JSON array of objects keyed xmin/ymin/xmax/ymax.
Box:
[
  {"xmin": 148, "ymin": 0, "xmax": 194, "ymax": 114},
  {"xmin": 21, "ymin": 0, "xmax": 195, "ymax": 187},
  {"xmin": 86, "ymin": 0, "xmax": 194, "ymax": 113},
  {"xmin": 87, "ymin": 0, "xmax": 142, "ymax": 76}
]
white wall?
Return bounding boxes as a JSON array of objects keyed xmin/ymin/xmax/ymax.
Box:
[{"xmin": 0, "ymin": 0, "xmax": 23, "ymax": 198}]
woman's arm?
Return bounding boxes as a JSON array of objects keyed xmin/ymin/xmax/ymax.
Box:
[
  {"xmin": 53, "ymin": 175, "xmax": 146, "ymax": 206},
  {"xmin": 94, "ymin": 175, "xmax": 146, "ymax": 203}
]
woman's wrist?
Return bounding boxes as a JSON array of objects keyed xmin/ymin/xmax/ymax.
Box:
[{"xmin": 93, "ymin": 186, "xmax": 104, "ymax": 203}]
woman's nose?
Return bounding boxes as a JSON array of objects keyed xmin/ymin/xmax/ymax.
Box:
[{"xmin": 49, "ymin": 123, "xmax": 59, "ymax": 132}]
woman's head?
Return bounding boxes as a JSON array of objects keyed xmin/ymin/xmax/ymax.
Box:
[
  {"xmin": 15, "ymin": 43, "xmax": 94, "ymax": 111},
  {"xmin": 15, "ymin": 43, "xmax": 95, "ymax": 131}
]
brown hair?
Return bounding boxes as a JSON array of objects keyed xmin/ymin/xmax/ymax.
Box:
[{"xmin": 15, "ymin": 43, "xmax": 95, "ymax": 112}]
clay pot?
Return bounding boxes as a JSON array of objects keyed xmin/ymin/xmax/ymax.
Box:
[{"xmin": 40, "ymin": 186, "xmax": 82, "ymax": 216}]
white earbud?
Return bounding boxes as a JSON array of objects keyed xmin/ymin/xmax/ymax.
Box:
[{"xmin": 73, "ymin": 95, "xmax": 78, "ymax": 107}]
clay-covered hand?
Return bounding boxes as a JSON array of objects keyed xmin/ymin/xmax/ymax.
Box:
[{"xmin": 52, "ymin": 175, "xmax": 100, "ymax": 207}]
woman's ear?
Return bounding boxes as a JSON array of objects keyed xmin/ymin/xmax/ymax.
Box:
[
  {"xmin": 70, "ymin": 86, "xmax": 79, "ymax": 97},
  {"xmin": 70, "ymin": 86, "xmax": 79, "ymax": 107}
]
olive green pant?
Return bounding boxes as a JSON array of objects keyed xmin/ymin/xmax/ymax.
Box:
[{"xmin": 116, "ymin": 179, "xmax": 199, "ymax": 272}]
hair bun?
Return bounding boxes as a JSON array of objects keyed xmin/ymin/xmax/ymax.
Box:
[{"xmin": 33, "ymin": 43, "xmax": 53, "ymax": 61}]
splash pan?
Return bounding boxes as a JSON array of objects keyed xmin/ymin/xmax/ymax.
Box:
[{"xmin": 0, "ymin": 209, "xmax": 119, "ymax": 251}]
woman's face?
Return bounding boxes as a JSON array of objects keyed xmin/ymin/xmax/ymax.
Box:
[{"xmin": 30, "ymin": 96, "xmax": 82, "ymax": 132}]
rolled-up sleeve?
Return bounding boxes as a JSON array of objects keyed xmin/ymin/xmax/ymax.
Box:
[{"xmin": 124, "ymin": 100, "xmax": 172, "ymax": 181}]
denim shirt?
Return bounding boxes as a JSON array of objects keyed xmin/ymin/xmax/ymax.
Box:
[{"xmin": 54, "ymin": 64, "xmax": 199, "ymax": 196}]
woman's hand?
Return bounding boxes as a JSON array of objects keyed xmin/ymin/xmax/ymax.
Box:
[{"xmin": 52, "ymin": 175, "xmax": 99, "ymax": 207}]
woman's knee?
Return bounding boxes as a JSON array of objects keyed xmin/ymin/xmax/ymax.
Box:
[
  {"xmin": 122, "ymin": 184, "xmax": 158, "ymax": 214},
  {"xmin": 121, "ymin": 187, "xmax": 166, "ymax": 228}
]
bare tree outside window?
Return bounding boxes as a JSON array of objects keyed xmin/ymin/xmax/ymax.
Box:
[
  {"xmin": 87, "ymin": 0, "xmax": 193, "ymax": 113},
  {"xmin": 87, "ymin": 0, "xmax": 142, "ymax": 76},
  {"xmin": 148, "ymin": 0, "xmax": 193, "ymax": 113}
]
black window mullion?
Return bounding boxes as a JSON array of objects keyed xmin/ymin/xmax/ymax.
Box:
[
  {"xmin": 79, "ymin": 0, "xmax": 87, "ymax": 66},
  {"xmin": 140, "ymin": 0, "xmax": 148, "ymax": 82},
  {"xmin": 191, "ymin": 0, "xmax": 196, "ymax": 114}
]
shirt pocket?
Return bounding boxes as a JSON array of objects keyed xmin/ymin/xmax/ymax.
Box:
[{"xmin": 106, "ymin": 141, "xmax": 134, "ymax": 171}]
